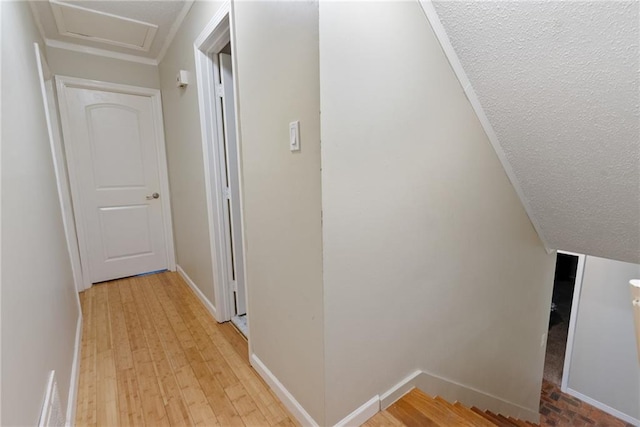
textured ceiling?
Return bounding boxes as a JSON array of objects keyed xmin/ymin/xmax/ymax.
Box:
[
  {"xmin": 30, "ymin": 0, "xmax": 192, "ymax": 59},
  {"xmin": 432, "ymin": 1, "xmax": 640, "ymax": 263}
]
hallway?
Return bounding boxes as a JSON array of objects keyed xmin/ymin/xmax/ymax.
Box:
[{"xmin": 75, "ymin": 272, "xmax": 298, "ymax": 426}]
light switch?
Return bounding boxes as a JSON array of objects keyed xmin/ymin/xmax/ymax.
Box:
[{"xmin": 289, "ymin": 121, "xmax": 300, "ymax": 152}]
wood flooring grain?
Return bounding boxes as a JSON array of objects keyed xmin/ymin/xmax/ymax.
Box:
[{"xmin": 75, "ymin": 272, "xmax": 299, "ymax": 427}]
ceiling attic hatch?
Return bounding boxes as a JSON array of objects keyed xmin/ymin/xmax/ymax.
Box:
[{"xmin": 49, "ymin": 0, "xmax": 158, "ymax": 52}]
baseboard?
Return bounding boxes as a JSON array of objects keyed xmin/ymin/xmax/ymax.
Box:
[
  {"xmin": 334, "ymin": 395, "xmax": 380, "ymax": 427},
  {"xmin": 177, "ymin": 265, "xmax": 218, "ymax": 322},
  {"xmin": 65, "ymin": 313, "xmax": 83, "ymax": 426},
  {"xmin": 250, "ymin": 354, "xmax": 320, "ymax": 427},
  {"xmin": 565, "ymin": 387, "xmax": 640, "ymax": 426},
  {"xmin": 379, "ymin": 370, "xmax": 422, "ymax": 409},
  {"xmin": 415, "ymin": 370, "xmax": 540, "ymax": 423}
]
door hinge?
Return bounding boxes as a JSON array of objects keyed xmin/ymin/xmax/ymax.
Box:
[
  {"xmin": 224, "ymin": 187, "xmax": 231, "ymax": 200},
  {"xmin": 216, "ymin": 85, "xmax": 224, "ymax": 98},
  {"xmin": 231, "ymin": 280, "xmax": 238, "ymax": 292}
]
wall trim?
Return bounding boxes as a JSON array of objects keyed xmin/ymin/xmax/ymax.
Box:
[
  {"xmin": 45, "ymin": 39, "xmax": 159, "ymax": 66},
  {"xmin": 177, "ymin": 265, "xmax": 218, "ymax": 322},
  {"xmin": 333, "ymin": 395, "xmax": 380, "ymax": 427},
  {"xmin": 193, "ymin": 1, "xmax": 238, "ymax": 323},
  {"xmin": 418, "ymin": 0, "xmax": 550, "ymax": 253},
  {"xmin": 34, "ymin": 43, "xmax": 87, "ymax": 292},
  {"xmin": 338, "ymin": 368, "xmax": 540, "ymax": 425},
  {"xmin": 416, "ymin": 370, "xmax": 540, "ymax": 423},
  {"xmin": 565, "ymin": 387, "xmax": 640, "ymax": 426},
  {"xmin": 247, "ymin": 362, "xmax": 544, "ymax": 426},
  {"xmin": 250, "ymin": 354, "xmax": 320, "ymax": 427},
  {"xmin": 379, "ymin": 370, "xmax": 422, "ymax": 409},
  {"xmin": 65, "ymin": 314, "xmax": 83, "ymax": 427}
]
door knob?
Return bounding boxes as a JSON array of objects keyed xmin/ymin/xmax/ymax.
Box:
[{"xmin": 146, "ymin": 192, "xmax": 160, "ymax": 200}]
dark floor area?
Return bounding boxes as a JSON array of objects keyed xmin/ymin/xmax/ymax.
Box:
[
  {"xmin": 543, "ymin": 254, "xmax": 578, "ymax": 385},
  {"xmin": 540, "ymin": 380, "xmax": 634, "ymax": 427}
]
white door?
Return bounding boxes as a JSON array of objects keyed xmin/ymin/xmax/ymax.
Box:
[
  {"xmin": 59, "ymin": 83, "xmax": 172, "ymax": 283},
  {"xmin": 219, "ymin": 53, "xmax": 246, "ymax": 315}
]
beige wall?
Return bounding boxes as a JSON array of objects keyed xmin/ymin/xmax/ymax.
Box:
[
  {"xmin": 1, "ymin": 2, "xmax": 80, "ymax": 425},
  {"xmin": 158, "ymin": 1, "xmax": 225, "ymax": 305},
  {"xmin": 46, "ymin": 46, "xmax": 160, "ymax": 88},
  {"xmin": 568, "ymin": 256, "xmax": 640, "ymax": 421},
  {"xmin": 233, "ymin": 1, "xmax": 325, "ymax": 423},
  {"xmin": 319, "ymin": 2, "xmax": 556, "ymax": 423}
]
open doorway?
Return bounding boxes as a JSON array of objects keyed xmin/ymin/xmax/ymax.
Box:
[
  {"xmin": 217, "ymin": 43, "xmax": 248, "ymax": 337},
  {"xmin": 194, "ymin": 5, "xmax": 249, "ymax": 339},
  {"xmin": 543, "ymin": 251, "xmax": 582, "ymax": 387}
]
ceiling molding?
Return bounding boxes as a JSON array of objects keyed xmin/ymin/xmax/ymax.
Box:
[
  {"xmin": 45, "ymin": 38, "xmax": 159, "ymax": 66},
  {"xmin": 28, "ymin": 1, "xmax": 48, "ymax": 43},
  {"xmin": 49, "ymin": 0, "xmax": 158, "ymax": 52},
  {"xmin": 29, "ymin": 0, "xmax": 194, "ymax": 68},
  {"xmin": 418, "ymin": 0, "xmax": 551, "ymax": 252},
  {"xmin": 156, "ymin": 0, "xmax": 194, "ymax": 64}
]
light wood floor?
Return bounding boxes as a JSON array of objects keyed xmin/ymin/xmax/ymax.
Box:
[
  {"xmin": 75, "ymin": 271, "xmax": 299, "ymax": 427},
  {"xmin": 364, "ymin": 389, "xmax": 538, "ymax": 427}
]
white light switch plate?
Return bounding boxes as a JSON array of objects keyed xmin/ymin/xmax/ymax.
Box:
[{"xmin": 289, "ymin": 121, "xmax": 300, "ymax": 152}]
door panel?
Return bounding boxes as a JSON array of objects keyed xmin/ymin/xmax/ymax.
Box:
[
  {"xmin": 99, "ymin": 205, "xmax": 153, "ymax": 260},
  {"xmin": 87, "ymin": 105, "xmax": 146, "ymax": 189},
  {"xmin": 61, "ymin": 86, "xmax": 169, "ymax": 283},
  {"xmin": 219, "ymin": 53, "xmax": 246, "ymax": 316}
]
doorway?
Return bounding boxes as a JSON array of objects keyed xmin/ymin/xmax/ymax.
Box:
[
  {"xmin": 194, "ymin": 4, "xmax": 248, "ymax": 337},
  {"xmin": 218, "ymin": 44, "xmax": 247, "ymax": 336},
  {"xmin": 543, "ymin": 251, "xmax": 585, "ymax": 388},
  {"xmin": 56, "ymin": 76, "xmax": 176, "ymax": 287}
]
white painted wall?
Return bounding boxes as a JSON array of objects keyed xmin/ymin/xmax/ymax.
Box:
[
  {"xmin": 319, "ymin": 2, "xmax": 556, "ymax": 424},
  {"xmin": 233, "ymin": 1, "xmax": 325, "ymax": 423},
  {"xmin": 1, "ymin": 2, "xmax": 80, "ymax": 425},
  {"xmin": 158, "ymin": 1, "xmax": 226, "ymax": 306},
  {"xmin": 567, "ymin": 255, "xmax": 640, "ymax": 422},
  {"xmin": 45, "ymin": 46, "xmax": 161, "ymax": 88}
]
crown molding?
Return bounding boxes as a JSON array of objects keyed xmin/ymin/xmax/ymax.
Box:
[
  {"xmin": 28, "ymin": 1, "xmax": 48, "ymax": 42},
  {"xmin": 45, "ymin": 38, "xmax": 159, "ymax": 66},
  {"xmin": 48, "ymin": 0, "xmax": 158, "ymax": 53},
  {"xmin": 156, "ymin": 0, "xmax": 194, "ymax": 64},
  {"xmin": 29, "ymin": 0, "xmax": 193, "ymax": 68}
]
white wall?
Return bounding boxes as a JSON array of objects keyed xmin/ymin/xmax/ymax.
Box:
[
  {"xmin": 233, "ymin": 1, "xmax": 325, "ymax": 423},
  {"xmin": 567, "ymin": 256, "xmax": 640, "ymax": 422},
  {"xmin": 46, "ymin": 46, "xmax": 160, "ymax": 89},
  {"xmin": 158, "ymin": 1, "xmax": 225, "ymax": 305},
  {"xmin": 1, "ymin": 2, "xmax": 80, "ymax": 425},
  {"xmin": 319, "ymin": 2, "xmax": 556, "ymax": 424}
]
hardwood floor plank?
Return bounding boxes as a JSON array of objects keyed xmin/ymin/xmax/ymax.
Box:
[
  {"xmin": 157, "ymin": 275, "xmax": 247, "ymax": 426},
  {"xmin": 108, "ymin": 281, "xmax": 134, "ymax": 371},
  {"xmin": 74, "ymin": 271, "xmax": 299, "ymax": 427},
  {"xmin": 363, "ymin": 411, "xmax": 406, "ymax": 427},
  {"xmin": 388, "ymin": 399, "xmax": 440, "ymax": 427},
  {"xmin": 116, "ymin": 367, "xmax": 145, "ymax": 427},
  {"xmin": 403, "ymin": 389, "xmax": 474, "ymax": 426},
  {"xmin": 173, "ymin": 275, "xmax": 296, "ymax": 426},
  {"xmin": 127, "ymin": 279, "xmax": 172, "ymax": 426},
  {"xmin": 447, "ymin": 401, "xmax": 495, "ymax": 427},
  {"xmin": 76, "ymin": 291, "xmax": 97, "ymax": 426}
]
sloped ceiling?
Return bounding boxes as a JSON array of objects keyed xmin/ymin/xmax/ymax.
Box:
[{"xmin": 432, "ymin": 1, "xmax": 640, "ymax": 263}]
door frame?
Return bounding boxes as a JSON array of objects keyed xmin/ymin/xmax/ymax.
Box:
[
  {"xmin": 34, "ymin": 44, "xmax": 85, "ymax": 294},
  {"xmin": 555, "ymin": 250, "xmax": 586, "ymax": 392},
  {"xmin": 193, "ymin": 1, "xmax": 248, "ymax": 325},
  {"xmin": 55, "ymin": 75, "xmax": 176, "ymax": 289}
]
